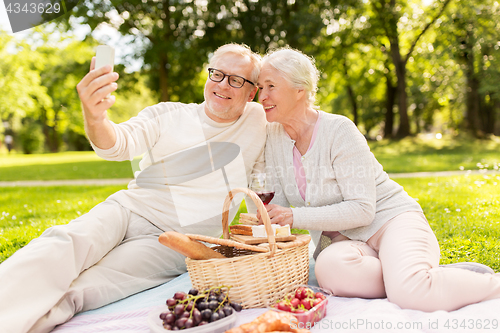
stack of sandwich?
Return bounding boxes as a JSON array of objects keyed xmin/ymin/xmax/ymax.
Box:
[
  {"xmin": 238, "ymin": 213, "xmax": 259, "ymax": 225},
  {"xmin": 230, "ymin": 213, "xmax": 291, "ymax": 238}
]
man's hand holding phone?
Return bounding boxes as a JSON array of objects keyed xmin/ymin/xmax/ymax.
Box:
[{"xmin": 76, "ymin": 45, "xmax": 118, "ymax": 150}]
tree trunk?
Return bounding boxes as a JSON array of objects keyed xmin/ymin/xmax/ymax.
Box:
[
  {"xmin": 50, "ymin": 110, "xmax": 60, "ymax": 152},
  {"xmin": 480, "ymin": 96, "xmax": 495, "ymax": 134},
  {"xmin": 464, "ymin": 44, "xmax": 481, "ymax": 136},
  {"xmin": 390, "ymin": 39, "xmax": 410, "ymax": 138},
  {"xmin": 343, "ymin": 58, "xmax": 358, "ymax": 125},
  {"xmin": 158, "ymin": 0, "xmax": 170, "ymax": 102},
  {"xmin": 383, "ymin": 74, "xmax": 397, "ymax": 138},
  {"xmin": 159, "ymin": 55, "xmax": 169, "ymax": 102},
  {"xmin": 346, "ymin": 85, "xmax": 358, "ymax": 126},
  {"xmin": 495, "ymin": 100, "xmax": 500, "ymax": 135}
]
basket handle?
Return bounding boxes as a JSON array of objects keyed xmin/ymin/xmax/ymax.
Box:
[{"xmin": 222, "ymin": 187, "xmax": 277, "ymax": 256}]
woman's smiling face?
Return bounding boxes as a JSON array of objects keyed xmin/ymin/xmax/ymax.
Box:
[{"xmin": 257, "ymin": 64, "xmax": 300, "ymax": 124}]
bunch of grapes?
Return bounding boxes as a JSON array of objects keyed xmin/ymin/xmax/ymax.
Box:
[{"xmin": 159, "ymin": 286, "xmax": 243, "ymax": 330}]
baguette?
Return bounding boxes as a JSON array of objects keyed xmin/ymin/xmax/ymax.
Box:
[{"xmin": 158, "ymin": 231, "xmax": 226, "ymax": 260}]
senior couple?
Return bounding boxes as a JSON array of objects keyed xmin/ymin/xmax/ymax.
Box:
[{"xmin": 1, "ymin": 43, "xmax": 500, "ymax": 333}]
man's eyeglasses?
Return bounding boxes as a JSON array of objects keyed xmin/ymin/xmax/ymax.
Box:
[{"xmin": 208, "ymin": 68, "xmax": 255, "ymax": 88}]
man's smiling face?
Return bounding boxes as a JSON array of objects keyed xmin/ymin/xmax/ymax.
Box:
[{"xmin": 203, "ymin": 53, "xmax": 257, "ymax": 123}]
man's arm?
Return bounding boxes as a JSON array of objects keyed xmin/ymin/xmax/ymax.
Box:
[{"xmin": 76, "ymin": 57, "xmax": 119, "ymax": 149}]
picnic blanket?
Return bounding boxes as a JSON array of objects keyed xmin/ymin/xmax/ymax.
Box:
[{"xmin": 51, "ymin": 244, "xmax": 500, "ymax": 333}]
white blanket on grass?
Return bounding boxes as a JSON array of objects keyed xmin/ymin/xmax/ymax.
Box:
[{"xmin": 51, "ymin": 249, "xmax": 500, "ymax": 333}]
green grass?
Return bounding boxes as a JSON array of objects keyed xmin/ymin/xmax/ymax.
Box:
[
  {"xmin": 0, "ymin": 185, "xmax": 255, "ymax": 263},
  {"xmin": 395, "ymin": 174, "xmax": 500, "ymax": 271},
  {"xmin": 0, "ymin": 151, "xmax": 135, "ymax": 181},
  {"xmin": 0, "ymin": 185, "xmax": 126, "ymax": 262},
  {"xmin": 1, "ymin": 175, "xmax": 499, "ymax": 270}
]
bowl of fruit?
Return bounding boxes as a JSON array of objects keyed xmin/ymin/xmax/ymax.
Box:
[
  {"xmin": 269, "ymin": 285, "xmax": 331, "ymax": 330},
  {"xmin": 148, "ymin": 286, "xmax": 242, "ymax": 332}
]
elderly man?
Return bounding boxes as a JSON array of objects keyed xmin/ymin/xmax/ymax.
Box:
[{"xmin": 0, "ymin": 43, "xmax": 266, "ymax": 333}]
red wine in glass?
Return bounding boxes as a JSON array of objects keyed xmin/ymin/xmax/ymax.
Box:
[{"xmin": 255, "ymin": 191, "xmax": 275, "ymax": 205}]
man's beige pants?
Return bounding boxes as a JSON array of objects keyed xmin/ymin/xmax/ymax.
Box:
[
  {"xmin": 315, "ymin": 211, "xmax": 500, "ymax": 311},
  {"xmin": 0, "ymin": 199, "xmax": 187, "ymax": 333}
]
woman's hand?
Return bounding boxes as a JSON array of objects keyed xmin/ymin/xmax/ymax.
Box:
[{"xmin": 256, "ymin": 204, "xmax": 293, "ymax": 227}]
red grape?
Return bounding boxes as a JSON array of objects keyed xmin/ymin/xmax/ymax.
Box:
[
  {"xmin": 174, "ymin": 291, "xmax": 187, "ymax": 300},
  {"xmin": 175, "ymin": 317, "xmax": 187, "ymax": 328},
  {"xmin": 166, "ymin": 298, "xmax": 177, "ymax": 307},
  {"xmin": 174, "ymin": 304, "xmax": 185, "ymax": 316},
  {"xmin": 164, "ymin": 313, "xmax": 175, "ymax": 325},
  {"xmin": 184, "ymin": 318, "xmax": 194, "ymax": 328}
]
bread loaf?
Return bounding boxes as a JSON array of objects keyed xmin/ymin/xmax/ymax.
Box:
[
  {"xmin": 225, "ymin": 310, "xmax": 311, "ymax": 333},
  {"xmin": 158, "ymin": 231, "xmax": 226, "ymax": 260}
]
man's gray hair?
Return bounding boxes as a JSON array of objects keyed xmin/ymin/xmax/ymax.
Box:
[
  {"xmin": 209, "ymin": 44, "xmax": 262, "ymax": 84},
  {"xmin": 262, "ymin": 47, "xmax": 320, "ymax": 108}
]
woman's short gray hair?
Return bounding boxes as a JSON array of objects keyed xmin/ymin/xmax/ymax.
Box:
[
  {"xmin": 209, "ymin": 43, "xmax": 262, "ymax": 84},
  {"xmin": 262, "ymin": 47, "xmax": 320, "ymax": 108}
]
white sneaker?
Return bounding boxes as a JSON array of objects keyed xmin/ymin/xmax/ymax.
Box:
[{"xmin": 439, "ymin": 262, "xmax": 495, "ymax": 274}]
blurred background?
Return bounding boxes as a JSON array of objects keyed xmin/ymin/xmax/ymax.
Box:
[{"xmin": 1, "ymin": 0, "xmax": 499, "ymax": 154}]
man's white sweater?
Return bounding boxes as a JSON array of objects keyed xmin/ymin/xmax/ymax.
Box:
[{"xmin": 91, "ymin": 101, "xmax": 266, "ymax": 238}]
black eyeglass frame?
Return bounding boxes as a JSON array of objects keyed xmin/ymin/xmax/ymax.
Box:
[{"xmin": 208, "ymin": 68, "xmax": 255, "ymax": 88}]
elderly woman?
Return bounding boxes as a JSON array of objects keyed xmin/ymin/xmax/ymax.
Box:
[{"xmin": 256, "ymin": 47, "xmax": 500, "ymax": 311}]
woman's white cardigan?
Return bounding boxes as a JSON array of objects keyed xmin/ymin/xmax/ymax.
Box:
[{"xmin": 265, "ymin": 111, "xmax": 422, "ymax": 257}]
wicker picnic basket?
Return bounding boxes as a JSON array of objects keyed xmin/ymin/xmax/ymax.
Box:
[{"xmin": 185, "ymin": 187, "xmax": 310, "ymax": 309}]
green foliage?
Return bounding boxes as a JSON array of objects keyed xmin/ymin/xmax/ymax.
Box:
[
  {"xmin": 18, "ymin": 120, "xmax": 44, "ymax": 154},
  {"xmin": 0, "ymin": 27, "xmax": 159, "ymax": 153},
  {"xmin": 0, "ymin": 33, "xmax": 52, "ymax": 134},
  {"xmin": 2, "ymin": 0, "xmax": 500, "ymax": 151},
  {"xmin": 433, "ymin": 0, "xmax": 500, "ymax": 135}
]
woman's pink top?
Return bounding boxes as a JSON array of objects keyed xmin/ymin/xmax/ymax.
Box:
[
  {"xmin": 290, "ymin": 112, "xmax": 341, "ymax": 240},
  {"xmin": 292, "ymin": 112, "xmax": 321, "ymax": 201}
]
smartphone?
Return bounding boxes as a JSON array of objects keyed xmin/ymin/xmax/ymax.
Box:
[{"xmin": 95, "ymin": 45, "xmax": 115, "ymax": 71}]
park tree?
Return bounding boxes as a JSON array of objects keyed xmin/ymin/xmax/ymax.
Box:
[
  {"xmin": 315, "ymin": 3, "xmax": 390, "ymax": 137},
  {"xmin": 438, "ymin": 0, "xmax": 500, "ymax": 136},
  {"xmin": 31, "ymin": 34, "xmax": 97, "ymax": 151},
  {"xmin": 1, "ymin": 27, "xmax": 159, "ymax": 153},
  {"xmin": 0, "ymin": 32, "xmax": 52, "ymax": 152},
  {"xmin": 223, "ymin": 0, "xmax": 328, "ymax": 53},
  {"xmin": 369, "ymin": 0, "xmax": 452, "ymax": 138},
  {"xmin": 69, "ymin": 0, "xmax": 239, "ymax": 103},
  {"xmin": 67, "ymin": 0, "xmax": 330, "ymax": 104}
]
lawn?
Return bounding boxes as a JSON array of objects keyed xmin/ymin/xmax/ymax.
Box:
[
  {"xmin": 370, "ymin": 134, "xmax": 500, "ymax": 173},
  {"xmin": 0, "ymin": 151, "xmax": 136, "ymax": 181},
  {"xmin": 395, "ymin": 174, "xmax": 500, "ymax": 270},
  {"xmin": 1, "ymin": 134, "xmax": 499, "ymax": 181},
  {"xmin": 1, "ymin": 174, "xmax": 499, "ymax": 271},
  {"xmin": 0, "ymin": 185, "xmax": 126, "ymax": 262}
]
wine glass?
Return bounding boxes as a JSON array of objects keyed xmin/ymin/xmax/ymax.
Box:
[{"xmin": 250, "ymin": 173, "xmax": 275, "ymax": 205}]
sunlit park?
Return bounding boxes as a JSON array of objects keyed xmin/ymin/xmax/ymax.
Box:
[{"xmin": 1, "ymin": 0, "xmax": 500, "ymax": 331}]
